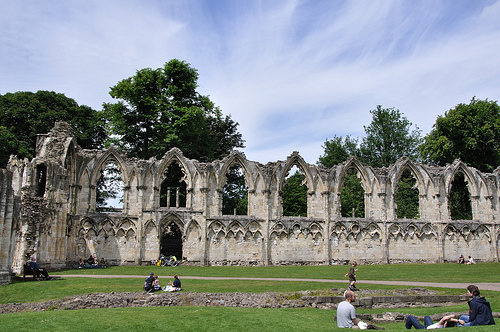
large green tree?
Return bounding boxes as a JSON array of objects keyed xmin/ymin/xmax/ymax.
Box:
[
  {"xmin": 420, "ymin": 97, "xmax": 500, "ymax": 173},
  {"xmin": 318, "ymin": 135, "xmax": 359, "ymax": 167},
  {"xmin": 319, "ymin": 106, "xmax": 423, "ymax": 219},
  {"xmin": 0, "ymin": 91, "xmax": 106, "ymax": 167},
  {"xmin": 360, "ymin": 105, "xmax": 422, "ymax": 168},
  {"xmin": 103, "ymin": 59, "xmax": 244, "ymax": 162}
]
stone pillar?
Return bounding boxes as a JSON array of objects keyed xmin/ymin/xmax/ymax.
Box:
[
  {"xmin": 381, "ymin": 222, "xmax": 389, "ymax": 264},
  {"xmin": 0, "ymin": 170, "xmax": 14, "ymax": 284},
  {"xmin": 322, "ymin": 191, "xmax": 331, "ymax": 265},
  {"xmin": 470, "ymin": 196, "xmax": 479, "ymax": 221},
  {"xmin": 261, "ymin": 189, "xmax": 271, "ymax": 266},
  {"xmin": 200, "ymin": 187, "xmax": 209, "ymax": 265},
  {"xmin": 176, "ymin": 187, "xmax": 180, "ymax": 208},
  {"xmin": 437, "ymin": 223, "xmax": 444, "ymax": 263},
  {"xmin": 378, "ymin": 193, "xmax": 387, "ymax": 220}
]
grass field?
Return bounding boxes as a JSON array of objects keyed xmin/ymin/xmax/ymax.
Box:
[{"xmin": 0, "ymin": 263, "xmax": 498, "ymax": 331}]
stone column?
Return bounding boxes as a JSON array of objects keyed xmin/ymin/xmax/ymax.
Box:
[
  {"xmin": 200, "ymin": 187, "xmax": 209, "ymax": 266},
  {"xmin": 0, "ymin": 170, "xmax": 14, "ymax": 283},
  {"xmin": 261, "ymin": 189, "xmax": 271, "ymax": 266},
  {"xmin": 437, "ymin": 223, "xmax": 444, "ymax": 263},
  {"xmin": 322, "ymin": 191, "xmax": 331, "ymax": 265}
]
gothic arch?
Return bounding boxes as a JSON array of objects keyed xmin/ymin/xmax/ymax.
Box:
[
  {"xmin": 89, "ymin": 147, "xmax": 129, "ymax": 187},
  {"xmin": 217, "ymin": 151, "xmax": 255, "ymax": 192},
  {"xmin": 390, "ymin": 157, "xmax": 428, "ymax": 195},
  {"xmin": 336, "ymin": 157, "xmax": 372, "ymax": 194},
  {"xmin": 277, "ymin": 152, "xmax": 314, "ymax": 192},
  {"xmin": 143, "ymin": 219, "xmax": 158, "ymax": 236},
  {"xmin": 159, "ymin": 211, "xmax": 185, "ymax": 233},
  {"xmin": 445, "ymin": 161, "xmax": 479, "ymax": 197},
  {"xmin": 155, "ymin": 148, "xmax": 192, "ymax": 190}
]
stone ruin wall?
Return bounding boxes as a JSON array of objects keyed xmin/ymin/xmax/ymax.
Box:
[{"xmin": 1, "ymin": 122, "xmax": 500, "ymax": 284}]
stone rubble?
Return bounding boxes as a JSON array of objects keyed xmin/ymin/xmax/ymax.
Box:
[{"xmin": 0, "ymin": 287, "xmax": 448, "ymax": 314}]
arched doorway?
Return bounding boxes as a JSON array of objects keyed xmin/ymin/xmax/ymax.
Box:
[{"xmin": 160, "ymin": 221, "xmax": 183, "ymax": 259}]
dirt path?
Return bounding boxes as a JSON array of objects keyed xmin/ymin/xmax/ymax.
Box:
[{"xmin": 55, "ymin": 275, "xmax": 500, "ymax": 292}]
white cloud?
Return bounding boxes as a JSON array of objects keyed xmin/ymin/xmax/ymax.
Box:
[{"xmin": 1, "ymin": 0, "xmax": 499, "ymax": 164}]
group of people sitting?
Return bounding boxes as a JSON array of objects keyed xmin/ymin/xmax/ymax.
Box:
[
  {"xmin": 78, "ymin": 254, "xmax": 107, "ymax": 269},
  {"xmin": 457, "ymin": 254, "xmax": 476, "ymax": 265},
  {"xmin": 337, "ymin": 284, "xmax": 495, "ymax": 329},
  {"xmin": 143, "ymin": 272, "xmax": 181, "ymax": 293}
]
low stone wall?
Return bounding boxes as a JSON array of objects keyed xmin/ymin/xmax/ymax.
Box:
[{"xmin": 303, "ymin": 294, "xmax": 469, "ymax": 309}]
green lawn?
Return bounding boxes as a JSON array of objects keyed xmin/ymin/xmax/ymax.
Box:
[
  {"xmin": 51, "ymin": 262, "xmax": 500, "ymax": 283},
  {"xmin": 1, "ymin": 263, "xmax": 498, "ymax": 331}
]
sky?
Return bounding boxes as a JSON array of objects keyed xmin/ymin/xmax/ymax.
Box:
[{"xmin": 1, "ymin": 0, "xmax": 500, "ymax": 165}]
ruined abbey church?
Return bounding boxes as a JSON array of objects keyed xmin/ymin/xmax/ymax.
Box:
[{"xmin": 1, "ymin": 122, "xmax": 499, "ymax": 284}]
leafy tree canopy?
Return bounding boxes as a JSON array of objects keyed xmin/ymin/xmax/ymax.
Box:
[
  {"xmin": 420, "ymin": 97, "xmax": 500, "ymax": 173},
  {"xmin": 359, "ymin": 105, "xmax": 422, "ymax": 168},
  {"xmin": 103, "ymin": 59, "xmax": 244, "ymax": 161},
  {"xmin": 0, "ymin": 91, "xmax": 106, "ymax": 167},
  {"xmin": 318, "ymin": 135, "xmax": 359, "ymax": 168}
]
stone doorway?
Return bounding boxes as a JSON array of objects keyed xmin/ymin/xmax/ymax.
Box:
[{"xmin": 160, "ymin": 221, "xmax": 183, "ymax": 259}]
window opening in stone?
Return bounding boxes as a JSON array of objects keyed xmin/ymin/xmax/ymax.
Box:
[
  {"xmin": 340, "ymin": 167, "xmax": 365, "ymax": 218},
  {"xmin": 160, "ymin": 221, "xmax": 183, "ymax": 259},
  {"xmin": 222, "ymin": 163, "xmax": 248, "ymax": 215},
  {"xmin": 395, "ymin": 169, "xmax": 420, "ymax": 219},
  {"xmin": 282, "ymin": 165, "xmax": 307, "ymax": 217},
  {"xmin": 449, "ymin": 172, "xmax": 472, "ymax": 220},
  {"xmin": 35, "ymin": 164, "xmax": 47, "ymax": 197},
  {"xmin": 160, "ymin": 161, "xmax": 186, "ymax": 208},
  {"xmin": 96, "ymin": 161, "xmax": 123, "ymax": 212}
]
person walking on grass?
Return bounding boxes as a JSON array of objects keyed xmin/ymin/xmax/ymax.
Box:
[{"xmin": 345, "ymin": 261, "xmax": 359, "ymax": 291}]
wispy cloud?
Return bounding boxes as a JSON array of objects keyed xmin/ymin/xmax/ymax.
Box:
[{"xmin": 1, "ymin": 0, "xmax": 499, "ymax": 164}]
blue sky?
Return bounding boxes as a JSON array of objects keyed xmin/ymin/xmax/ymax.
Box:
[{"xmin": 1, "ymin": 0, "xmax": 499, "ymax": 164}]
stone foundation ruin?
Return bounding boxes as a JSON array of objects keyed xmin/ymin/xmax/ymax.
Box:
[{"xmin": 1, "ymin": 122, "xmax": 499, "ymax": 284}]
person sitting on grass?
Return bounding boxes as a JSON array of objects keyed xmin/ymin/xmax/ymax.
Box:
[
  {"xmin": 457, "ymin": 285, "xmax": 495, "ymax": 327},
  {"xmin": 465, "ymin": 256, "xmax": 475, "ymax": 265},
  {"xmin": 337, "ymin": 289, "xmax": 358, "ymax": 328},
  {"xmin": 405, "ymin": 314, "xmax": 458, "ymax": 329},
  {"xmin": 153, "ymin": 275, "xmax": 162, "ymax": 291},
  {"xmin": 143, "ymin": 272, "xmax": 157, "ymax": 292},
  {"xmin": 163, "ymin": 274, "xmax": 181, "ymax": 292}
]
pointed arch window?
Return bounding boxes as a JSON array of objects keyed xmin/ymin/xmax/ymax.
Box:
[
  {"xmin": 35, "ymin": 164, "xmax": 47, "ymax": 197},
  {"xmin": 449, "ymin": 172, "xmax": 472, "ymax": 220},
  {"xmin": 96, "ymin": 161, "xmax": 123, "ymax": 212},
  {"xmin": 282, "ymin": 165, "xmax": 307, "ymax": 217},
  {"xmin": 160, "ymin": 161, "xmax": 187, "ymax": 208},
  {"xmin": 222, "ymin": 163, "xmax": 248, "ymax": 215},
  {"xmin": 340, "ymin": 167, "xmax": 365, "ymax": 218},
  {"xmin": 395, "ymin": 169, "xmax": 420, "ymax": 219}
]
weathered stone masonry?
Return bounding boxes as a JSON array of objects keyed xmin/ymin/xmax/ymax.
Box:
[{"xmin": 1, "ymin": 122, "xmax": 499, "ymax": 284}]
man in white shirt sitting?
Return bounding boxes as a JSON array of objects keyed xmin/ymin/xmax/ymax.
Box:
[{"xmin": 337, "ymin": 289, "xmax": 359, "ymax": 328}]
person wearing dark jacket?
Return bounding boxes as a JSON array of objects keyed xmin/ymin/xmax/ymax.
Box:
[
  {"xmin": 458, "ymin": 285, "xmax": 495, "ymax": 326},
  {"xmin": 143, "ymin": 272, "xmax": 156, "ymax": 292},
  {"xmin": 29, "ymin": 257, "xmax": 51, "ymax": 280}
]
